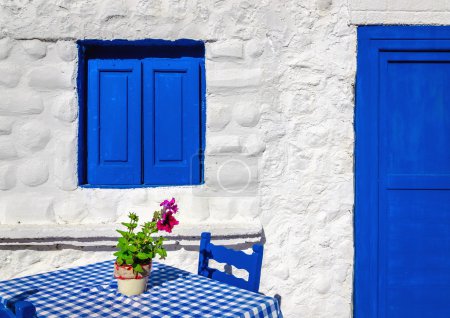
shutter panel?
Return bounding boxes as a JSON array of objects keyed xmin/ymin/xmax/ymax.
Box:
[
  {"xmin": 143, "ymin": 58, "xmax": 201, "ymax": 185},
  {"xmin": 87, "ymin": 59, "xmax": 141, "ymax": 185}
]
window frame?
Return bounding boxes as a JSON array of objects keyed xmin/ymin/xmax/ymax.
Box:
[{"xmin": 77, "ymin": 39, "xmax": 206, "ymax": 188}]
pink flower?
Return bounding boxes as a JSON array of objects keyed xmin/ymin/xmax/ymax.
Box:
[
  {"xmin": 160, "ymin": 197, "xmax": 178, "ymax": 214},
  {"xmin": 156, "ymin": 211, "xmax": 179, "ymax": 233}
]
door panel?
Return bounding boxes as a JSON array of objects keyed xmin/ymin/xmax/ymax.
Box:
[
  {"xmin": 356, "ymin": 27, "xmax": 450, "ymax": 318},
  {"xmin": 384, "ymin": 191, "xmax": 450, "ymax": 317},
  {"xmin": 87, "ymin": 59, "xmax": 142, "ymax": 185},
  {"xmin": 142, "ymin": 58, "xmax": 201, "ymax": 185},
  {"xmin": 381, "ymin": 53, "xmax": 450, "ymax": 176},
  {"xmin": 379, "ymin": 53, "xmax": 450, "ymax": 317}
]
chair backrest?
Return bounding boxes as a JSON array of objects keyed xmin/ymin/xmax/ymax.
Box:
[{"xmin": 197, "ymin": 232, "xmax": 264, "ymax": 293}]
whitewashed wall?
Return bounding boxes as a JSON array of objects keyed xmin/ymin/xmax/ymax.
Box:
[
  {"xmin": 0, "ymin": 0, "xmax": 358, "ymax": 317},
  {"xmin": 349, "ymin": 0, "xmax": 450, "ymax": 24}
]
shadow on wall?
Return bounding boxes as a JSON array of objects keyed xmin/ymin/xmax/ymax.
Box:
[{"xmin": 0, "ymin": 230, "xmax": 265, "ymax": 252}]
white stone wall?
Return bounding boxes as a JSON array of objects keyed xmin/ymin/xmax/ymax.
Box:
[
  {"xmin": 0, "ymin": 1, "xmax": 356, "ymax": 317},
  {"xmin": 349, "ymin": 0, "xmax": 450, "ymax": 24}
]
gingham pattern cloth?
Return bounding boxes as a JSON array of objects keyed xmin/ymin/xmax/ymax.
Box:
[{"xmin": 0, "ymin": 260, "xmax": 283, "ymax": 318}]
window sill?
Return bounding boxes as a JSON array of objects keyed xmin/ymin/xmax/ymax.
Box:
[
  {"xmin": 79, "ymin": 183, "xmax": 204, "ymax": 189},
  {"xmin": 0, "ymin": 222, "xmax": 262, "ymax": 247}
]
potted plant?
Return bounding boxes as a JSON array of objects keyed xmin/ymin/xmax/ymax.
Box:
[{"xmin": 113, "ymin": 198, "xmax": 180, "ymax": 296}]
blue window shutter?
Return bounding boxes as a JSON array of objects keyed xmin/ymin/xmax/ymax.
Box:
[
  {"xmin": 143, "ymin": 58, "xmax": 201, "ymax": 185},
  {"xmin": 87, "ymin": 59, "xmax": 142, "ymax": 185}
]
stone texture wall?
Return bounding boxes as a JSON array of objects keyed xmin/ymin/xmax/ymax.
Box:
[{"xmin": 0, "ymin": 0, "xmax": 356, "ymax": 317}]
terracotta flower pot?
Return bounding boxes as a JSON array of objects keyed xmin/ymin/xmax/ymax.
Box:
[{"xmin": 114, "ymin": 261, "xmax": 152, "ymax": 296}]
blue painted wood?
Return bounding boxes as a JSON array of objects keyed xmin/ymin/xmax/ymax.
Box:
[
  {"xmin": 356, "ymin": 26, "xmax": 450, "ymax": 318},
  {"xmin": 0, "ymin": 302, "xmax": 13, "ymax": 318},
  {"xmin": 198, "ymin": 232, "xmax": 264, "ymax": 293},
  {"xmin": 77, "ymin": 43, "xmax": 87, "ymax": 185},
  {"xmin": 154, "ymin": 71, "xmax": 183, "ymax": 161},
  {"xmin": 77, "ymin": 39, "xmax": 205, "ymax": 59},
  {"xmin": 77, "ymin": 40, "xmax": 206, "ymax": 187},
  {"xmin": 13, "ymin": 302, "xmax": 35, "ymax": 318},
  {"xmin": 0, "ymin": 301, "xmax": 35, "ymax": 318},
  {"xmin": 143, "ymin": 58, "xmax": 201, "ymax": 185},
  {"xmin": 386, "ymin": 174, "xmax": 450, "ymax": 189},
  {"xmin": 199, "ymin": 61, "xmax": 206, "ymax": 184},
  {"xmin": 87, "ymin": 59, "xmax": 142, "ymax": 185}
]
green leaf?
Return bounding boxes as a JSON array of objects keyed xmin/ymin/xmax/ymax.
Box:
[
  {"xmin": 116, "ymin": 230, "xmax": 129, "ymax": 237},
  {"xmin": 156, "ymin": 248, "xmax": 167, "ymax": 259},
  {"xmin": 116, "ymin": 257, "xmax": 123, "ymax": 265},
  {"xmin": 134, "ymin": 264, "xmax": 143, "ymax": 273},
  {"xmin": 137, "ymin": 252, "xmax": 149, "ymax": 260},
  {"xmin": 125, "ymin": 257, "xmax": 134, "ymax": 265}
]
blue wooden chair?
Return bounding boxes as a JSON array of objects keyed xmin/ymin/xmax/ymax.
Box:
[
  {"xmin": 198, "ymin": 232, "xmax": 264, "ymax": 293},
  {"xmin": 0, "ymin": 301, "xmax": 35, "ymax": 318}
]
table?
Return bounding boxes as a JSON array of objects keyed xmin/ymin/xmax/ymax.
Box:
[{"xmin": 0, "ymin": 260, "xmax": 283, "ymax": 317}]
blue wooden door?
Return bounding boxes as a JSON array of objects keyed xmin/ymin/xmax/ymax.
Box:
[{"xmin": 356, "ymin": 27, "xmax": 450, "ymax": 318}]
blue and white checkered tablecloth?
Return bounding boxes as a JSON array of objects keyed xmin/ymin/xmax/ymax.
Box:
[{"xmin": 0, "ymin": 260, "xmax": 283, "ymax": 318}]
